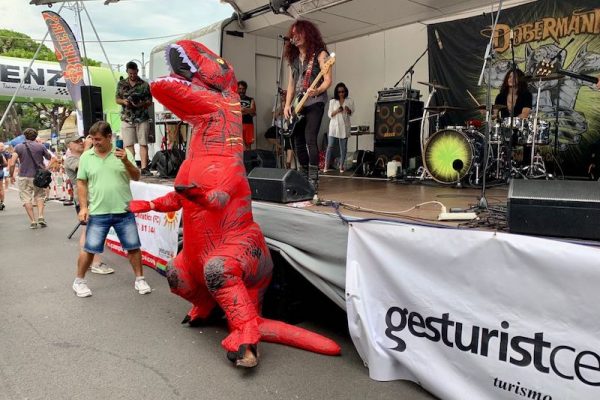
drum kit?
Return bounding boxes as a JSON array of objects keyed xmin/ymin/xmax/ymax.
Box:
[{"xmin": 415, "ymin": 79, "xmax": 557, "ymax": 186}]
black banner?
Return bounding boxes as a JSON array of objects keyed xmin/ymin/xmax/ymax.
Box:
[{"xmin": 428, "ymin": 0, "xmax": 600, "ymax": 176}]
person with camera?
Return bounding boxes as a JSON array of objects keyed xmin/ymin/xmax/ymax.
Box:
[
  {"xmin": 116, "ymin": 61, "xmax": 153, "ymax": 176},
  {"xmin": 8, "ymin": 128, "xmax": 53, "ymax": 229},
  {"xmin": 325, "ymin": 82, "xmax": 354, "ymax": 173},
  {"xmin": 72, "ymin": 121, "xmax": 150, "ymax": 298}
]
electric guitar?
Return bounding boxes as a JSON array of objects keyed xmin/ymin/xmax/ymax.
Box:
[
  {"xmin": 534, "ymin": 60, "xmax": 599, "ymax": 84},
  {"xmin": 280, "ymin": 53, "xmax": 336, "ymax": 138}
]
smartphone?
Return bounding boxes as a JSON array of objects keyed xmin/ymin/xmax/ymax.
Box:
[{"xmin": 115, "ymin": 139, "xmax": 124, "ymax": 149}]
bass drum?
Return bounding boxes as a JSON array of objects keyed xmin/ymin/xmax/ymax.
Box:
[{"xmin": 424, "ymin": 129, "xmax": 483, "ymax": 184}]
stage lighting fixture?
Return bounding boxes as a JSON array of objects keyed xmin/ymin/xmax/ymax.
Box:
[{"xmin": 270, "ymin": 0, "xmax": 292, "ymax": 14}]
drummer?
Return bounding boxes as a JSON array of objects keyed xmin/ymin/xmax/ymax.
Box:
[
  {"xmin": 494, "ymin": 68, "xmax": 532, "ymax": 120},
  {"xmin": 494, "ymin": 68, "xmax": 533, "ymax": 165}
]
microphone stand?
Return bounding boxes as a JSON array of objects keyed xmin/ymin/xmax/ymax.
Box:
[
  {"xmin": 274, "ymin": 35, "xmax": 289, "ymax": 169},
  {"xmin": 553, "ymin": 52, "xmax": 562, "ymax": 172},
  {"xmin": 393, "ymin": 47, "xmax": 428, "ymax": 171},
  {"xmin": 507, "ymin": 30, "xmax": 516, "ymax": 180},
  {"xmin": 477, "ymin": 0, "xmax": 504, "ymax": 210}
]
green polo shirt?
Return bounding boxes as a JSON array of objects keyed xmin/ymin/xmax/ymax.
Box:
[{"xmin": 77, "ymin": 147, "xmax": 135, "ymax": 215}]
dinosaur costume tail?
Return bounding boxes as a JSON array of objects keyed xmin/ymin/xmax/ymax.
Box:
[{"xmin": 258, "ymin": 317, "xmax": 341, "ymax": 356}]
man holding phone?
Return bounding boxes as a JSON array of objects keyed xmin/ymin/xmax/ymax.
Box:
[
  {"xmin": 72, "ymin": 121, "xmax": 151, "ymax": 298},
  {"xmin": 116, "ymin": 61, "xmax": 153, "ymax": 176}
]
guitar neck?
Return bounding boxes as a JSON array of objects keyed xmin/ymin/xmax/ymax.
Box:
[
  {"xmin": 558, "ymin": 69, "xmax": 598, "ymax": 84},
  {"xmin": 295, "ymin": 70, "xmax": 325, "ymax": 114}
]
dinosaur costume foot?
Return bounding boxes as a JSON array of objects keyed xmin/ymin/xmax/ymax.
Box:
[{"xmin": 227, "ymin": 344, "xmax": 259, "ymax": 368}]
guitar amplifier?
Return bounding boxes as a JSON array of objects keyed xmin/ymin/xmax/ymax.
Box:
[
  {"xmin": 377, "ymin": 87, "xmax": 420, "ymax": 102},
  {"xmin": 507, "ymin": 179, "xmax": 600, "ymax": 240}
]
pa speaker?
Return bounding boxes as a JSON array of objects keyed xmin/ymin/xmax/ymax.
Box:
[
  {"xmin": 508, "ymin": 179, "xmax": 600, "ymax": 240},
  {"xmin": 374, "ymin": 100, "xmax": 423, "ymax": 169},
  {"xmin": 244, "ymin": 149, "xmax": 277, "ymax": 174},
  {"xmin": 80, "ymin": 85, "xmax": 104, "ymax": 134},
  {"xmin": 248, "ymin": 167, "xmax": 314, "ymax": 203}
]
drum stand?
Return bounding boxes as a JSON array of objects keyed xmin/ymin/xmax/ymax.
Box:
[
  {"xmin": 523, "ymin": 78, "xmax": 550, "ymax": 179},
  {"xmin": 476, "ymin": 0, "xmax": 505, "ymax": 208}
]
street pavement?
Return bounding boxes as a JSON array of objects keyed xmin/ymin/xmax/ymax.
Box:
[{"xmin": 0, "ymin": 186, "xmax": 436, "ymax": 400}]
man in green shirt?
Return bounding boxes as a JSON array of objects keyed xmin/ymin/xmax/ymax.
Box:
[{"xmin": 73, "ymin": 121, "xmax": 151, "ymax": 297}]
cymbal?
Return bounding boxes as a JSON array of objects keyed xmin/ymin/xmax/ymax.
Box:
[
  {"xmin": 475, "ymin": 104, "xmax": 507, "ymax": 111},
  {"xmin": 525, "ymin": 73, "xmax": 565, "ymax": 82},
  {"xmin": 425, "ymin": 105, "xmax": 467, "ymax": 112},
  {"xmin": 417, "ymin": 81, "xmax": 449, "ymax": 90}
]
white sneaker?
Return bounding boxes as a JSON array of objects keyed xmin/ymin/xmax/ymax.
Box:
[
  {"xmin": 91, "ymin": 263, "xmax": 115, "ymax": 275},
  {"xmin": 73, "ymin": 279, "xmax": 92, "ymax": 298},
  {"xmin": 134, "ymin": 278, "xmax": 151, "ymax": 295}
]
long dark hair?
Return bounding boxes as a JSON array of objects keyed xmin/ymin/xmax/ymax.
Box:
[
  {"xmin": 499, "ymin": 68, "xmax": 528, "ymax": 96},
  {"xmin": 283, "ymin": 20, "xmax": 327, "ymax": 64},
  {"xmin": 333, "ymin": 82, "xmax": 349, "ymax": 100}
]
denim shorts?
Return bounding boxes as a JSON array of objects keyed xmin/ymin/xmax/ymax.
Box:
[{"xmin": 84, "ymin": 212, "xmax": 141, "ymax": 254}]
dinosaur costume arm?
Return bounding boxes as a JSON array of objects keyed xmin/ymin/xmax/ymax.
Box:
[{"xmin": 129, "ymin": 191, "xmax": 183, "ymax": 213}]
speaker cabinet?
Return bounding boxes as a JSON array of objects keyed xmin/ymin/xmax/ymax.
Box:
[
  {"xmin": 244, "ymin": 149, "xmax": 277, "ymax": 174},
  {"xmin": 374, "ymin": 100, "xmax": 423, "ymax": 169},
  {"xmin": 508, "ymin": 179, "xmax": 600, "ymax": 240},
  {"xmin": 247, "ymin": 167, "xmax": 314, "ymax": 203},
  {"xmin": 80, "ymin": 85, "xmax": 104, "ymax": 134}
]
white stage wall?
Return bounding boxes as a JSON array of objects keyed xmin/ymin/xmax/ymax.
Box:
[{"xmin": 222, "ymin": 23, "xmax": 429, "ymax": 155}]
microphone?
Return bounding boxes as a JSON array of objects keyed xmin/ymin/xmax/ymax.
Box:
[
  {"xmin": 434, "ymin": 29, "xmax": 443, "ymax": 50},
  {"xmin": 278, "ymin": 35, "xmax": 294, "ymax": 44},
  {"xmin": 549, "ymin": 37, "xmax": 574, "ymax": 63}
]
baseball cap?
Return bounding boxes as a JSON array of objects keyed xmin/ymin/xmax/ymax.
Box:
[{"xmin": 64, "ymin": 134, "xmax": 84, "ymax": 145}]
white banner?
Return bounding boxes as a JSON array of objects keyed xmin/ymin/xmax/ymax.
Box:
[
  {"xmin": 106, "ymin": 181, "xmax": 181, "ymax": 272},
  {"xmin": 0, "ymin": 56, "xmax": 89, "ymax": 102},
  {"xmin": 347, "ymin": 221, "xmax": 600, "ymax": 400}
]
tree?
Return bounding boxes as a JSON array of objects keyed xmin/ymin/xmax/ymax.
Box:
[
  {"xmin": 29, "ymin": 103, "xmax": 73, "ymax": 134},
  {"xmin": 0, "ymin": 29, "xmax": 96, "ymax": 140},
  {"xmin": 0, "ymin": 29, "xmax": 101, "ymax": 66},
  {"xmin": 0, "ymin": 102, "xmax": 22, "ymax": 142}
]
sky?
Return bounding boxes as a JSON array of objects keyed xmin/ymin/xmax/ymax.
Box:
[{"xmin": 0, "ymin": 0, "xmax": 233, "ymax": 76}]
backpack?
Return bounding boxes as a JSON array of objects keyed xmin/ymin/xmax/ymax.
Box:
[
  {"xmin": 24, "ymin": 143, "xmax": 52, "ymax": 188},
  {"xmin": 150, "ymin": 148, "xmax": 185, "ymax": 178}
]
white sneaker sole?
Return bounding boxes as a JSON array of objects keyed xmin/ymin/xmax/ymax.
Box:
[
  {"xmin": 73, "ymin": 289, "xmax": 92, "ymax": 298},
  {"xmin": 137, "ymin": 288, "xmax": 152, "ymax": 295},
  {"xmin": 91, "ymin": 267, "xmax": 114, "ymax": 275}
]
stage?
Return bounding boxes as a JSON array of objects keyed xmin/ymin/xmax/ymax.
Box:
[{"xmin": 141, "ymin": 172, "xmax": 598, "ymax": 311}]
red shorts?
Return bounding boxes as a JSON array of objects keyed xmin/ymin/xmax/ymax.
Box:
[{"xmin": 242, "ymin": 123, "xmax": 254, "ymax": 146}]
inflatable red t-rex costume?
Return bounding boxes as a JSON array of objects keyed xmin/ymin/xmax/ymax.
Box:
[{"xmin": 129, "ymin": 41, "xmax": 340, "ymax": 367}]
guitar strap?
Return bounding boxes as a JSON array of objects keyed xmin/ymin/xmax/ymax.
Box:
[{"xmin": 301, "ymin": 54, "xmax": 316, "ymax": 91}]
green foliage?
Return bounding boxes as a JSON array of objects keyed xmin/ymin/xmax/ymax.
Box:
[
  {"xmin": 0, "ymin": 29, "xmax": 101, "ymax": 65},
  {"xmin": 20, "ymin": 104, "xmax": 48, "ymax": 130}
]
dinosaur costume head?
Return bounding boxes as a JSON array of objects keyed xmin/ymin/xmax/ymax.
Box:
[{"xmin": 151, "ymin": 40, "xmax": 237, "ymax": 119}]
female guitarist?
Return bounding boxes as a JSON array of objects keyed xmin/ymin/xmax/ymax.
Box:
[{"xmin": 283, "ymin": 20, "xmax": 332, "ymax": 192}]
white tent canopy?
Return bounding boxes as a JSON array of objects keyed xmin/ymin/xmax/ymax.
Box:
[{"xmin": 223, "ymin": 0, "xmax": 533, "ymax": 41}]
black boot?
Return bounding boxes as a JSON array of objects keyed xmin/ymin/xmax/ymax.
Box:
[
  {"xmin": 298, "ymin": 165, "xmax": 309, "ymax": 180},
  {"xmin": 308, "ymin": 164, "xmax": 319, "ymax": 193}
]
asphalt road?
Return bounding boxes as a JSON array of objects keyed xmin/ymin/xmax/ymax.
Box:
[{"xmin": 0, "ymin": 186, "xmax": 436, "ymax": 400}]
